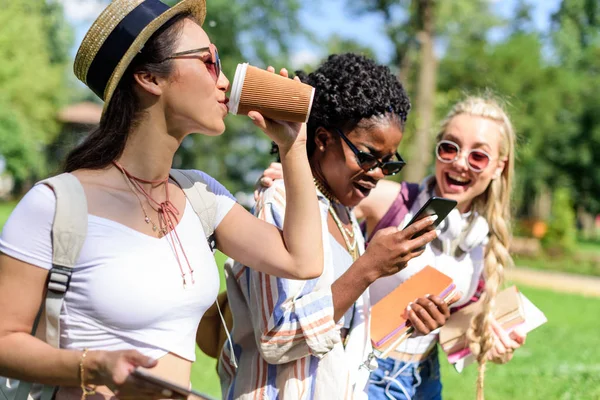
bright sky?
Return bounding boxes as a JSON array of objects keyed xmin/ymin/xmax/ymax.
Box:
[{"xmin": 60, "ymin": 0, "xmax": 562, "ymax": 68}]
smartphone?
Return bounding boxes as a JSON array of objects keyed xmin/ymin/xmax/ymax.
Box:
[
  {"xmin": 131, "ymin": 368, "xmax": 216, "ymax": 400},
  {"xmin": 402, "ymin": 196, "xmax": 457, "ymax": 237}
]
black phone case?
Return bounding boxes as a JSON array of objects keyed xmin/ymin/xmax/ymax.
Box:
[{"xmin": 404, "ymin": 196, "xmax": 458, "ymax": 233}]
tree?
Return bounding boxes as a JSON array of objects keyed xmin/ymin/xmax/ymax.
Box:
[
  {"xmin": 550, "ymin": 0, "xmax": 600, "ymax": 215},
  {"xmin": 345, "ymin": 0, "xmax": 502, "ymax": 182},
  {"xmin": 0, "ymin": 0, "xmax": 74, "ymax": 189}
]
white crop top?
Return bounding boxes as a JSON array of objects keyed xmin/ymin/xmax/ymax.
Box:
[{"xmin": 0, "ymin": 170, "xmax": 236, "ymax": 361}]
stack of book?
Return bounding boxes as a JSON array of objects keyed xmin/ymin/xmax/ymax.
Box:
[{"xmin": 439, "ymin": 285, "xmax": 547, "ymax": 372}]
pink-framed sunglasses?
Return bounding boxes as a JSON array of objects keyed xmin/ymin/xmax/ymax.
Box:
[
  {"xmin": 435, "ymin": 139, "xmax": 494, "ymax": 172},
  {"xmin": 162, "ymin": 43, "xmax": 221, "ymax": 82}
]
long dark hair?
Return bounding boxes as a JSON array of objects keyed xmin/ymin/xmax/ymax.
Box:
[{"xmin": 64, "ymin": 12, "xmax": 192, "ymax": 172}]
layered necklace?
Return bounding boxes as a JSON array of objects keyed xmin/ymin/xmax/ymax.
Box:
[
  {"xmin": 313, "ymin": 178, "xmax": 359, "ymax": 261},
  {"xmin": 114, "ymin": 161, "xmax": 195, "ymax": 288}
]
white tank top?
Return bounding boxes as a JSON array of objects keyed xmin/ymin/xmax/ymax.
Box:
[{"xmin": 0, "ymin": 170, "xmax": 236, "ymax": 361}]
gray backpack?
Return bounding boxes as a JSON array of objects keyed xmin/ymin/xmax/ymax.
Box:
[{"xmin": 0, "ymin": 170, "xmax": 219, "ymax": 400}]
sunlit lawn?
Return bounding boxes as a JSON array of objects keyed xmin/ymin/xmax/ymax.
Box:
[
  {"xmin": 576, "ymin": 237, "xmax": 600, "ymax": 256},
  {"xmin": 440, "ymin": 285, "xmax": 600, "ymax": 400}
]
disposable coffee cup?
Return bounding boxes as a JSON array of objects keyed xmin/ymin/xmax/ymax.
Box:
[{"xmin": 229, "ymin": 63, "xmax": 316, "ymax": 123}]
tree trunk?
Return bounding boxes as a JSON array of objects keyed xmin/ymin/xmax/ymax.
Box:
[{"xmin": 403, "ymin": 0, "xmax": 437, "ymax": 183}]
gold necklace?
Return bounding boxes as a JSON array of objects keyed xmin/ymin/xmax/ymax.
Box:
[
  {"xmin": 328, "ymin": 204, "xmax": 359, "ymax": 261},
  {"xmin": 313, "ymin": 177, "xmax": 339, "ymax": 204},
  {"xmin": 117, "ymin": 167, "xmax": 167, "ymax": 237},
  {"xmin": 314, "ymin": 178, "xmax": 355, "ymax": 239}
]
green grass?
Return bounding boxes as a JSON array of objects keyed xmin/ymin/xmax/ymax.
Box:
[
  {"xmin": 440, "ymin": 285, "xmax": 600, "ymax": 400},
  {"xmin": 576, "ymin": 238, "xmax": 600, "ymax": 256},
  {"xmin": 513, "ymin": 254, "xmax": 600, "ymax": 277},
  {"xmin": 0, "ymin": 201, "xmax": 16, "ymax": 229}
]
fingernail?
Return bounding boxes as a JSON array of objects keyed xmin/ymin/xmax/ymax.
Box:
[
  {"xmin": 429, "ymin": 215, "xmax": 439, "ymax": 222},
  {"xmin": 425, "ymin": 294, "xmax": 431, "ymax": 298},
  {"xmin": 248, "ymin": 115, "xmax": 256, "ymax": 121},
  {"xmin": 435, "ymin": 228, "xmax": 442, "ymax": 236},
  {"xmin": 161, "ymin": 389, "xmax": 173, "ymax": 397}
]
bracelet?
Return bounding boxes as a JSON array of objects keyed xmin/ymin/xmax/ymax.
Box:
[{"xmin": 79, "ymin": 348, "xmax": 96, "ymax": 400}]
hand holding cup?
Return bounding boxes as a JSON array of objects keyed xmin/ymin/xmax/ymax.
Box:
[{"xmin": 229, "ymin": 64, "xmax": 315, "ymax": 150}]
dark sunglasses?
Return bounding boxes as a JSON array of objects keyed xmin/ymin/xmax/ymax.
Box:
[
  {"xmin": 335, "ymin": 128, "xmax": 406, "ymax": 176},
  {"xmin": 162, "ymin": 43, "xmax": 221, "ymax": 82},
  {"xmin": 435, "ymin": 139, "xmax": 493, "ymax": 172}
]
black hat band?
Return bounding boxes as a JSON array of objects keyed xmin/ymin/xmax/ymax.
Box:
[{"xmin": 86, "ymin": 0, "xmax": 170, "ymax": 99}]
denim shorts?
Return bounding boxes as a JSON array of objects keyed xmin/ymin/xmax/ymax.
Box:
[{"xmin": 368, "ymin": 347, "xmax": 442, "ymax": 400}]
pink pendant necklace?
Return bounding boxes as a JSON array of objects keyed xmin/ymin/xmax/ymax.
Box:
[{"xmin": 113, "ymin": 161, "xmax": 195, "ymax": 288}]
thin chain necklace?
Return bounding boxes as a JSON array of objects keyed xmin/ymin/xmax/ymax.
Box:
[
  {"xmin": 117, "ymin": 166, "xmax": 167, "ymax": 237},
  {"xmin": 113, "ymin": 161, "xmax": 195, "ymax": 288}
]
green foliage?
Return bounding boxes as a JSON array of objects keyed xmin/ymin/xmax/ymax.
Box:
[
  {"xmin": 0, "ymin": 201, "xmax": 17, "ymax": 229},
  {"xmin": 543, "ymin": 187, "xmax": 578, "ymax": 254},
  {"xmin": 0, "ymin": 0, "xmax": 73, "ymax": 186}
]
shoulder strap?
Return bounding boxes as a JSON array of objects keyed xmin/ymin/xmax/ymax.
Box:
[
  {"xmin": 13, "ymin": 174, "xmax": 89, "ymax": 400},
  {"xmin": 170, "ymin": 170, "xmax": 237, "ymax": 368},
  {"xmin": 403, "ymin": 182, "xmax": 420, "ymax": 213},
  {"xmin": 170, "ymin": 169, "xmax": 217, "ymax": 252},
  {"xmin": 35, "ymin": 173, "xmax": 88, "ymax": 348}
]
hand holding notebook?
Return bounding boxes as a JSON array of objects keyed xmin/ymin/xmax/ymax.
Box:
[
  {"xmin": 439, "ymin": 286, "xmax": 547, "ymax": 372},
  {"xmin": 370, "ymin": 266, "xmax": 459, "ymax": 358}
]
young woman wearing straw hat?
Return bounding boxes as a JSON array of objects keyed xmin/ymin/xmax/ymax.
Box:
[
  {"xmin": 220, "ymin": 54, "xmax": 447, "ymax": 400},
  {"xmin": 0, "ymin": 0, "xmax": 324, "ymax": 398}
]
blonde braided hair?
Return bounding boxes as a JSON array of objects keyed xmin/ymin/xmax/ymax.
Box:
[{"xmin": 436, "ymin": 95, "xmax": 516, "ymax": 400}]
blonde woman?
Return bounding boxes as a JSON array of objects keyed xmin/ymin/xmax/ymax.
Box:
[{"xmin": 362, "ymin": 95, "xmax": 525, "ymax": 400}]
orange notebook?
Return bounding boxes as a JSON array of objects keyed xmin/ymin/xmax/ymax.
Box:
[{"xmin": 370, "ymin": 266, "xmax": 457, "ymax": 356}]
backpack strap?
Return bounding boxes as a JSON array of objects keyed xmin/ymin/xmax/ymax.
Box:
[
  {"xmin": 170, "ymin": 169, "xmax": 238, "ymax": 368},
  {"xmin": 12, "ymin": 174, "xmax": 88, "ymax": 400},
  {"xmin": 169, "ymin": 169, "xmax": 217, "ymax": 252},
  {"xmin": 37, "ymin": 173, "xmax": 88, "ymax": 348}
]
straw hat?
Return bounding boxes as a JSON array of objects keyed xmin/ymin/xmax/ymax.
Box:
[{"xmin": 74, "ymin": 0, "xmax": 206, "ymax": 113}]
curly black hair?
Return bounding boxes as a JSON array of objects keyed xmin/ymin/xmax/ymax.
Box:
[{"xmin": 271, "ymin": 53, "xmax": 410, "ymax": 157}]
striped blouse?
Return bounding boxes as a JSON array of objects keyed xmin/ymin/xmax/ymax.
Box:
[{"xmin": 218, "ymin": 180, "xmax": 372, "ymax": 399}]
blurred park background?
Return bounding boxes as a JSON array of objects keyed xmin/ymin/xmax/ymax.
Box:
[{"xmin": 1, "ymin": 0, "xmax": 599, "ymax": 398}]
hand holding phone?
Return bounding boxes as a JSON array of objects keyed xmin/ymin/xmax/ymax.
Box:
[{"xmin": 402, "ymin": 197, "xmax": 457, "ymax": 238}]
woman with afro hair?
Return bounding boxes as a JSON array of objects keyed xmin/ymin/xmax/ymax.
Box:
[{"xmin": 218, "ymin": 53, "xmax": 452, "ymax": 399}]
